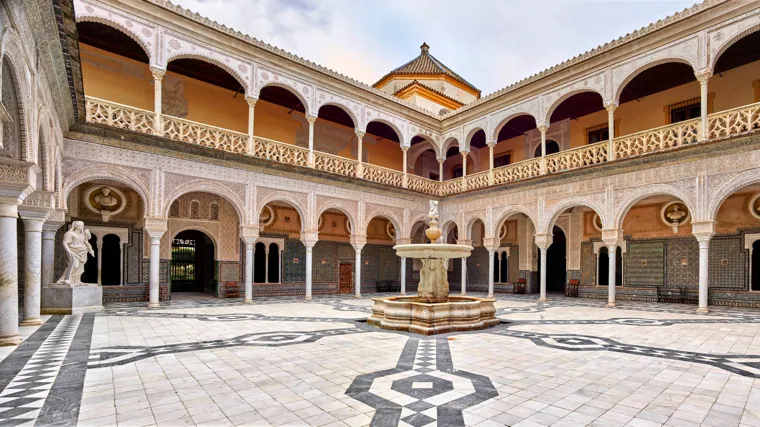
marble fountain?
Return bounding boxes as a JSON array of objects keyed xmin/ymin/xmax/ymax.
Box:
[{"xmin": 367, "ymin": 201, "xmax": 499, "ymax": 335}]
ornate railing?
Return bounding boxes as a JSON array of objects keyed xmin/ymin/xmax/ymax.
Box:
[
  {"xmin": 313, "ymin": 151, "xmax": 357, "ymax": 178},
  {"xmin": 613, "ymin": 119, "xmax": 699, "ymax": 160},
  {"xmin": 464, "ymin": 170, "xmax": 490, "ymax": 191},
  {"xmin": 708, "ymin": 101, "xmax": 760, "ymax": 140},
  {"xmin": 406, "ymin": 174, "xmax": 439, "ymax": 194},
  {"xmin": 546, "ymin": 141, "xmax": 608, "ymax": 173},
  {"xmin": 492, "ymin": 158, "xmax": 542, "ymax": 185},
  {"xmin": 252, "ymin": 136, "xmax": 309, "ymax": 167},
  {"xmin": 85, "ymin": 97, "xmax": 155, "ymax": 134},
  {"xmin": 163, "ymin": 115, "xmax": 248, "ymax": 154},
  {"xmin": 363, "ymin": 164, "xmax": 404, "ymax": 188},
  {"xmin": 439, "ymin": 178, "xmax": 463, "ymax": 196}
]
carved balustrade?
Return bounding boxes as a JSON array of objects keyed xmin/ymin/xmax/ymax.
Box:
[
  {"xmin": 85, "ymin": 97, "xmax": 155, "ymax": 134},
  {"xmin": 363, "ymin": 164, "xmax": 404, "ymax": 188},
  {"xmin": 313, "ymin": 151, "xmax": 357, "ymax": 178},
  {"xmin": 546, "ymin": 141, "xmax": 608, "ymax": 173},
  {"xmin": 464, "ymin": 170, "xmax": 490, "ymax": 191},
  {"xmin": 492, "ymin": 158, "xmax": 542, "ymax": 185},
  {"xmin": 252, "ymin": 136, "xmax": 310, "ymax": 167},
  {"xmin": 708, "ymin": 102, "xmax": 760, "ymax": 140},
  {"xmin": 163, "ymin": 115, "xmax": 248, "ymax": 154},
  {"xmin": 439, "ymin": 178, "xmax": 463, "ymax": 196},
  {"xmin": 406, "ymin": 174, "xmax": 439, "ymax": 195},
  {"xmin": 613, "ymin": 119, "xmax": 699, "ymax": 160}
]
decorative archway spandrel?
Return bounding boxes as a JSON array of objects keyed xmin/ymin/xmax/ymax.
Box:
[
  {"xmin": 707, "ymin": 10, "xmax": 760, "ymax": 72},
  {"xmin": 541, "ymin": 71, "xmax": 606, "ymax": 124},
  {"xmin": 256, "ymin": 66, "xmax": 313, "ymax": 114},
  {"xmin": 315, "ymin": 88, "xmax": 361, "ymax": 128}
]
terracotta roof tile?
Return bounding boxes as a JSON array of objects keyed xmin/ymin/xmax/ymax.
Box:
[{"xmin": 392, "ymin": 80, "xmax": 464, "ymax": 108}]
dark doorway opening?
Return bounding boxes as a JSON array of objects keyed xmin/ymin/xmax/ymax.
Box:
[
  {"xmin": 171, "ymin": 230, "xmax": 215, "ymax": 293},
  {"xmin": 753, "ymin": 241, "xmax": 760, "ymax": 291},
  {"xmin": 268, "ymin": 243, "xmax": 280, "ymax": 283},
  {"xmin": 534, "ymin": 140, "xmax": 560, "ymax": 158},
  {"xmin": 83, "ymin": 234, "xmax": 98, "ymax": 284},
  {"xmin": 598, "ymin": 246, "xmax": 623, "ymax": 287},
  {"xmin": 546, "ymin": 226, "xmax": 566, "ymax": 292},
  {"xmin": 500, "ymin": 252, "xmax": 508, "ymax": 283},
  {"xmin": 254, "ymin": 242, "xmax": 266, "ymax": 283},
  {"xmin": 101, "ymin": 234, "xmax": 121, "ymax": 286}
]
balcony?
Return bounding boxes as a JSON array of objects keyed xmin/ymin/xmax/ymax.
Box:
[{"xmin": 85, "ymin": 96, "xmax": 760, "ymax": 196}]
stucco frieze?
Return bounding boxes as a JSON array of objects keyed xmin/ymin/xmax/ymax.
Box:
[{"xmin": 707, "ymin": 8, "xmax": 760, "ymax": 72}]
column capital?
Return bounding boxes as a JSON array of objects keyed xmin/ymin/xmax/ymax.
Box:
[
  {"xmin": 245, "ymin": 96, "xmax": 258, "ymax": 108},
  {"xmin": 605, "ymin": 103, "xmax": 618, "ymax": 112},
  {"xmin": 437, "ymin": 156, "xmax": 445, "ymax": 164},
  {"xmin": 239, "ymin": 225, "xmax": 259, "ymax": 243},
  {"xmin": 534, "ymin": 233, "xmax": 552, "ymax": 250},
  {"xmin": 150, "ymin": 66, "xmax": 166, "ymax": 81},
  {"xmin": 301, "ymin": 231, "xmax": 319, "ymax": 248},
  {"xmin": 601, "ymin": 228, "xmax": 621, "ymax": 247},
  {"xmin": 456, "ymin": 239, "xmax": 472, "ymax": 246},
  {"xmin": 355, "ymin": 129, "xmax": 365, "ymax": 139},
  {"xmin": 42, "ymin": 219, "xmax": 65, "ymax": 233},
  {"xmin": 486, "ymin": 140, "xmax": 496, "ymax": 148},
  {"xmin": 460, "ymin": 150, "xmax": 469, "ymax": 157},
  {"xmin": 692, "ymin": 221, "xmax": 715, "ymax": 242},
  {"xmin": 350, "ymin": 234, "xmax": 367, "ymax": 251},
  {"xmin": 144, "ymin": 217, "xmax": 168, "ymax": 238},
  {"xmin": 483, "ymin": 237, "xmax": 499, "ymax": 252},
  {"xmin": 537, "ymin": 124, "xmax": 548, "ymax": 133},
  {"xmin": 695, "ymin": 71, "xmax": 712, "ymax": 84},
  {"xmin": 401, "ymin": 145, "xmax": 410, "ymax": 153},
  {"xmin": 306, "ymin": 115, "xmax": 318, "ymax": 125}
]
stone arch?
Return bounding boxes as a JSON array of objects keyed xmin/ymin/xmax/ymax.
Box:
[
  {"xmin": 493, "ymin": 206, "xmax": 538, "ymax": 238},
  {"xmin": 614, "ymin": 184, "xmax": 696, "ymax": 229},
  {"xmin": 1, "ymin": 29, "xmax": 31, "ymax": 162},
  {"xmin": 365, "ymin": 118, "xmax": 405, "ymax": 146},
  {"xmin": 163, "ymin": 180, "xmax": 245, "ymax": 222},
  {"xmin": 542, "ymin": 197, "xmax": 607, "ymax": 235},
  {"xmin": 544, "ymin": 88, "xmax": 605, "ymax": 125},
  {"xmin": 364, "ymin": 209, "xmax": 402, "ymax": 239},
  {"xmin": 316, "ymin": 200, "xmax": 357, "ymax": 234},
  {"xmin": 74, "ymin": 15, "xmax": 153, "ymax": 63},
  {"xmin": 258, "ymin": 82, "xmax": 311, "ymax": 116},
  {"xmin": 166, "ymin": 54, "xmax": 249, "ymax": 94},
  {"xmin": 441, "ymin": 137, "xmax": 459, "ymax": 156},
  {"xmin": 464, "ymin": 212, "xmax": 487, "ymax": 241},
  {"xmin": 441, "ymin": 220, "xmax": 458, "ymax": 243},
  {"xmin": 491, "ymin": 112, "xmax": 538, "ymax": 143},
  {"xmin": 708, "ymin": 170, "xmax": 760, "ymax": 222},
  {"xmin": 410, "ymin": 135, "xmax": 440, "ymax": 158},
  {"xmin": 258, "ymin": 192, "xmax": 307, "ymax": 230},
  {"xmin": 171, "ymin": 225, "xmax": 220, "ymax": 260},
  {"xmin": 464, "ymin": 126, "xmax": 486, "ymax": 151},
  {"xmin": 317, "ymin": 102, "xmax": 358, "ymax": 128},
  {"xmin": 709, "ymin": 22, "xmax": 760, "ymax": 74},
  {"xmin": 36, "ymin": 107, "xmax": 55, "ymax": 191},
  {"xmin": 61, "ymin": 166, "xmax": 151, "ymax": 216},
  {"xmin": 54, "ymin": 147, "xmax": 63, "ymax": 195},
  {"xmin": 613, "ymin": 58, "xmax": 695, "ymax": 105}
]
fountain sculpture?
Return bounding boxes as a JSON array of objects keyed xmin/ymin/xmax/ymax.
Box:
[{"xmin": 368, "ymin": 201, "xmax": 499, "ymax": 335}]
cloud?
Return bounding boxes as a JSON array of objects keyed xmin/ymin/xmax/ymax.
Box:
[{"xmin": 175, "ymin": 0, "xmax": 695, "ymax": 95}]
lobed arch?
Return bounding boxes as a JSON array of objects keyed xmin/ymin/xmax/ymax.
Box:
[
  {"xmin": 709, "ymin": 22, "xmax": 760, "ymax": 74},
  {"xmin": 163, "ymin": 180, "xmax": 246, "ymax": 223},
  {"xmin": 708, "ymin": 170, "xmax": 760, "ymax": 222},
  {"xmin": 614, "ymin": 184, "xmax": 696, "ymax": 230},
  {"xmin": 542, "ymin": 197, "xmax": 607, "ymax": 235},
  {"xmin": 166, "ymin": 54, "xmax": 250, "ymax": 95},
  {"xmin": 613, "ymin": 58, "xmax": 695, "ymax": 105},
  {"xmin": 544, "ymin": 88, "xmax": 605, "ymax": 125},
  {"xmin": 317, "ymin": 102, "xmax": 358, "ymax": 129},
  {"xmin": 316, "ymin": 201, "xmax": 357, "ymax": 235},
  {"xmin": 407, "ymin": 139, "xmax": 441, "ymax": 170},
  {"xmin": 258, "ymin": 192, "xmax": 308, "ymax": 230},
  {"xmin": 1, "ymin": 29, "xmax": 32, "ymax": 162},
  {"xmin": 257, "ymin": 82, "xmax": 311, "ymax": 116},
  {"xmin": 61, "ymin": 166, "xmax": 151, "ymax": 217},
  {"xmin": 36, "ymin": 107, "xmax": 55, "ymax": 191},
  {"xmin": 364, "ymin": 118, "xmax": 405, "ymax": 146},
  {"xmin": 491, "ymin": 112, "xmax": 538, "ymax": 143},
  {"xmin": 441, "ymin": 137, "xmax": 460, "ymax": 157},
  {"xmin": 74, "ymin": 16, "xmax": 153, "ymax": 63},
  {"xmin": 411, "ymin": 135, "xmax": 440, "ymax": 157}
]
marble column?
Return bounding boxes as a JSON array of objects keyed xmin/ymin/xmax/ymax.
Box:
[
  {"xmin": 244, "ymin": 241, "xmax": 254, "ymax": 303},
  {"xmin": 487, "ymin": 141, "xmax": 495, "ymax": 185},
  {"xmin": 246, "ymin": 97, "xmax": 257, "ymax": 155},
  {"xmin": 497, "ymin": 253, "xmax": 502, "ymax": 284},
  {"xmin": 607, "ymin": 244, "xmax": 617, "ymax": 307},
  {"xmin": 461, "ymin": 257, "xmax": 467, "ymax": 295},
  {"xmin": 606, "ymin": 104, "xmax": 616, "ymax": 160},
  {"xmin": 487, "ymin": 250, "xmax": 495, "ymax": 297},
  {"xmin": 354, "ymin": 247, "xmax": 363, "ymax": 298},
  {"xmin": 41, "ymin": 222, "xmax": 63, "ymax": 288},
  {"xmin": 697, "ymin": 73, "xmax": 711, "ymax": 140},
  {"xmin": 264, "ymin": 248, "xmax": 270, "ymax": 284},
  {"xmin": 400, "ymin": 257, "xmax": 406, "ymax": 295},
  {"xmin": 148, "ymin": 234, "xmax": 163, "ymax": 308},
  {"xmin": 539, "ymin": 125, "xmax": 548, "ymax": 175},
  {"xmin": 307, "ymin": 115, "xmax": 317, "ymax": 167},
  {"xmin": 356, "ymin": 130, "xmax": 364, "ymax": 179},
  {"xmin": 402, "ymin": 147, "xmax": 408, "ymax": 188},
  {"xmin": 20, "ymin": 217, "xmax": 44, "ymax": 326},
  {"xmin": 539, "ymin": 248, "xmax": 547, "ymax": 301},
  {"xmin": 461, "ymin": 152, "xmax": 468, "ymax": 177},
  {"xmin": 438, "ymin": 159, "xmax": 443, "ymax": 182},
  {"xmin": 96, "ymin": 243, "xmax": 102, "ymax": 285},
  {"xmin": 0, "ymin": 202, "xmax": 21, "ymax": 346},
  {"xmin": 697, "ymin": 237, "xmax": 711, "ymax": 313},
  {"xmin": 150, "ymin": 67, "xmax": 165, "ymax": 136},
  {"xmin": 305, "ymin": 244, "xmax": 314, "ymax": 300}
]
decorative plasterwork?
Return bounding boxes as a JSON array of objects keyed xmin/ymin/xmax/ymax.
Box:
[
  {"xmin": 541, "ymin": 71, "xmax": 606, "ymax": 125},
  {"xmin": 364, "ymin": 203, "xmax": 404, "ymax": 237},
  {"xmin": 462, "ymin": 119, "xmax": 487, "ymax": 151},
  {"xmin": 315, "ymin": 195, "xmax": 358, "ymax": 232},
  {"xmin": 489, "ymin": 98, "xmax": 540, "ymax": 142},
  {"xmin": 707, "ymin": 9, "xmax": 760, "ymax": 73},
  {"xmin": 162, "ymin": 175, "xmax": 246, "ymax": 223},
  {"xmin": 1, "ymin": 26, "xmax": 34, "ymax": 162},
  {"xmin": 255, "ymin": 66, "xmax": 312, "ymax": 115},
  {"xmin": 314, "ymin": 88, "xmax": 362, "ymax": 128},
  {"xmin": 363, "ymin": 106, "xmax": 408, "ymax": 146}
]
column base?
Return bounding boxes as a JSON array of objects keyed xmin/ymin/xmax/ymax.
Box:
[
  {"xmin": 305, "ymin": 296, "xmax": 312, "ymax": 301},
  {"xmin": 0, "ymin": 334, "xmax": 21, "ymax": 346},
  {"xmin": 487, "ymin": 293, "xmax": 493, "ymax": 298},
  {"xmin": 538, "ymin": 297, "xmax": 547, "ymax": 302},
  {"xmin": 354, "ymin": 294, "xmax": 361, "ymax": 299},
  {"xmin": 696, "ymin": 307, "xmax": 709, "ymax": 314},
  {"xmin": 460, "ymin": 292, "xmax": 466, "ymax": 296},
  {"xmin": 148, "ymin": 302, "xmax": 160, "ymax": 308},
  {"xmin": 400, "ymin": 292, "xmax": 407, "ymax": 296},
  {"xmin": 20, "ymin": 318, "xmax": 43, "ymax": 326},
  {"xmin": 244, "ymin": 299, "xmax": 252, "ymax": 304},
  {"xmin": 607, "ymin": 302, "xmax": 616, "ymax": 307}
]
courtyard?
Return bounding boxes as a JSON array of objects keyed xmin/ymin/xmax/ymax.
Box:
[{"xmin": 1, "ymin": 294, "xmax": 759, "ymax": 427}]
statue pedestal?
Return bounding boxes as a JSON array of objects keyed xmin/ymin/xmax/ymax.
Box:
[{"xmin": 41, "ymin": 284, "xmax": 103, "ymax": 315}]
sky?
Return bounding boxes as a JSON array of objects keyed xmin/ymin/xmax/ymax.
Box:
[{"xmin": 174, "ymin": 0, "xmax": 697, "ymax": 96}]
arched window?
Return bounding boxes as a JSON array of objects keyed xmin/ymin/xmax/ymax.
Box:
[
  {"xmin": 268, "ymin": 243, "xmax": 280, "ymax": 283},
  {"xmin": 1, "ymin": 59, "xmax": 22, "ymax": 160},
  {"xmin": 169, "ymin": 200, "xmax": 180, "ymax": 217},
  {"xmin": 189, "ymin": 200, "xmax": 200, "ymax": 219},
  {"xmin": 209, "ymin": 202, "xmax": 219, "ymax": 220},
  {"xmin": 254, "ymin": 242, "xmax": 266, "ymax": 283}
]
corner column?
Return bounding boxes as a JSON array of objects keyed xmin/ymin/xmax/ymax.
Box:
[
  {"xmin": 602, "ymin": 229, "xmax": 621, "ymax": 307},
  {"xmin": 246, "ymin": 97, "xmax": 257, "ymax": 155},
  {"xmin": 244, "ymin": 241, "xmax": 254, "ymax": 302},
  {"xmin": 150, "ymin": 67, "xmax": 165, "ymax": 136},
  {"xmin": 41, "ymin": 220, "xmax": 64, "ymax": 288},
  {"xmin": 438, "ymin": 158, "xmax": 444, "ymax": 182},
  {"xmin": 693, "ymin": 221, "xmax": 714, "ymax": 313},
  {"xmin": 307, "ymin": 115, "xmax": 317, "ymax": 167},
  {"xmin": 539, "ymin": 125, "xmax": 548, "ymax": 175},
  {"xmin": 606, "ymin": 103, "xmax": 616, "ymax": 161},
  {"xmin": 355, "ymin": 130, "xmax": 365, "ymax": 178},
  {"xmin": 20, "ymin": 215, "xmax": 45, "ymax": 326},
  {"xmin": 697, "ymin": 72, "xmax": 711, "ymax": 141},
  {"xmin": 145, "ymin": 218, "xmax": 167, "ymax": 308},
  {"xmin": 535, "ymin": 233, "xmax": 552, "ymax": 302},
  {"xmin": 0, "ymin": 201, "xmax": 21, "ymax": 345},
  {"xmin": 351, "ymin": 235, "xmax": 366, "ymax": 298},
  {"xmin": 461, "ymin": 150, "xmax": 469, "ymax": 192}
]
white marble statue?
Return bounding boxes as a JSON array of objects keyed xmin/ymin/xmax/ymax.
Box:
[
  {"xmin": 428, "ymin": 200, "xmax": 439, "ymax": 220},
  {"xmin": 56, "ymin": 221, "xmax": 95, "ymax": 286}
]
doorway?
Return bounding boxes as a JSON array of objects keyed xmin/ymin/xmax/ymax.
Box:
[
  {"xmin": 753, "ymin": 241, "xmax": 760, "ymax": 291},
  {"xmin": 339, "ymin": 263, "xmax": 353, "ymax": 293},
  {"xmin": 101, "ymin": 234, "xmax": 121, "ymax": 285},
  {"xmin": 545, "ymin": 226, "xmax": 566, "ymax": 292},
  {"xmin": 170, "ymin": 230, "xmax": 215, "ymax": 293},
  {"xmin": 598, "ymin": 246, "xmax": 623, "ymax": 287}
]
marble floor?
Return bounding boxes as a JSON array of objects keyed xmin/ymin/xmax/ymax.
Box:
[{"xmin": 2, "ymin": 294, "xmax": 760, "ymax": 427}]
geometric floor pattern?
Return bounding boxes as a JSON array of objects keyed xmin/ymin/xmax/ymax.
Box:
[{"xmin": 2, "ymin": 293, "xmax": 760, "ymax": 426}]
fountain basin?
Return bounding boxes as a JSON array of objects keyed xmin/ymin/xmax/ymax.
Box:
[{"xmin": 368, "ymin": 295, "xmax": 499, "ymax": 335}]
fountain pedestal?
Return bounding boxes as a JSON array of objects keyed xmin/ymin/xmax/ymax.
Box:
[{"xmin": 368, "ymin": 295, "xmax": 498, "ymax": 335}]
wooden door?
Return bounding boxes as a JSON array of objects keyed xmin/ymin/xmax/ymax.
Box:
[{"xmin": 339, "ymin": 263, "xmax": 353, "ymax": 293}]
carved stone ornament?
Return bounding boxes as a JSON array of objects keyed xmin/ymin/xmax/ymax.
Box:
[
  {"xmin": 55, "ymin": 221, "xmax": 95, "ymax": 286},
  {"xmin": 259, "ymin": 205, "xmax": 275, "ymax": 226},
  {"xmin": 661, "ymin": 201, "xmax": 690, "ymax": 233},
  {"xmin": 593, "ymin": 213, "xmax": 603, "ymax": 232},
  {"xmin": 84, "ymin": 185, "xmax": 126, "ymax": 223},
  {"xmin": 749, "ymin": 193, "xmax": 760, "ymax": 221},
  {"xmin": 386, "ymin": 221, "xmax": 396, "ymax": 239}
]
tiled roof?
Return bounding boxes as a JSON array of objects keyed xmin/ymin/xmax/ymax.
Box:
[
  {"xmin": 392, "ymin": 80, "xmax": 464, "ymax": 108},
  {"xmin": 374, "ymin": 43, "xmax": 480, "ymax": 94}
]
